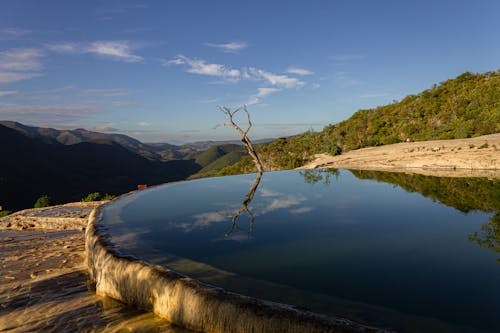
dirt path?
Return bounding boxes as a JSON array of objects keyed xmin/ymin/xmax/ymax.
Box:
[
  {"xmin": 0, "ymin": 203, "xmax": 191, "ymax": 333},
  {"xmin": 299, "ymin": 133, "xmax": 500, "ymax": 178}
]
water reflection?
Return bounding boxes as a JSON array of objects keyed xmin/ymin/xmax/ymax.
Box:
[
  {"xmin": 340, "ymin": 169, "xmax": 500, "ymax": 262},
  {"xmin": 225, "ymin": 171, "xmax": 262, "ymax": 238}
]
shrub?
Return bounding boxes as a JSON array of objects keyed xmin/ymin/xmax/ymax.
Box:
[
  {"xmin": 81, "ymin": 192, "xmax": 116, "ymax": 202},
  {"xmin": 0, "ymin": 210, "xmax": 11, "ymax": 217},
  {"xmin": 327, "ymin": 144, "xmax": 342, "ymax": 156},
  {"xmin": 81, "ymin": 192, "xmax": 101, "ymax": 202},
  {"xmin": 34, "ymin": 195, "xmax": 52, "ymax": 208}
]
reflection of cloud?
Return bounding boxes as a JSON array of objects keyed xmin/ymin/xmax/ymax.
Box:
[
  {"xmin": 261, "ymin": 195, "xmax": 306, "ymax": 214},
  {"xmin": 290, "ymin": 207, "xmax": 313, "ymax": 215},
  {"xmin": 112, "ymin": 228, "xmax": 151, "ymax": 249},
  {"xmin": 259, "ymin": 188, "xmax": 280, "ymax": 197}
]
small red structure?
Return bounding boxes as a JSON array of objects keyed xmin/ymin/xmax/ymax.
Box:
[{"xmin": 137, "ymin": 184, "xmax": 148, "ymax": 190}]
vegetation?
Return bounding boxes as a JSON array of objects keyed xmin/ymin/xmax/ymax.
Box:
[
  {"xmin": 81, "ymin": 192, "xmax": 116, "ymax": 202},
  {"xmin": 0, "ymin": 210, "xmax": 11, "ymax": 217},
  {"xmin": 34, "ymin": 195, "xmax": 52, "ymax": 208},
  {"xmin": 219, "ymin": 70, "xmax": 500, "ymax": 173}
]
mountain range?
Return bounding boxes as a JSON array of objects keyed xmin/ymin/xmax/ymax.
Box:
[{"xmin": 0, "ymin": 122, "xmax": 250, "ymax": 211}]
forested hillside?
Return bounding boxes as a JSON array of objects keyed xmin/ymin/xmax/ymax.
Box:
[{"xmin": 219, "ymin": 70, "xmax": 500, "ymax": 174}]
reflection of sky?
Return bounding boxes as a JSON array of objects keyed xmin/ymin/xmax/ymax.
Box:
[{"xmin": 99, "ymin": 169, "xmax": 500, "ymax": 332}]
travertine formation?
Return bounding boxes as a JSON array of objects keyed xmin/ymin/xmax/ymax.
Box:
[
  {"xmin": 0, "ymin": 204, "xmax": 189, "ymax": 333},
  {"xmin": 299, "ymin": 133, "xmax": 500, "ymax": 178}
]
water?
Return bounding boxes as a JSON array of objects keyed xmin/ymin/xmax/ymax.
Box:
[{"xmin": 101, "ymin": 169, "xmax": 500, "ymax": 332}]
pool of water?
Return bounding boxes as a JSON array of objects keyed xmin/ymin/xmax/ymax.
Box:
[{"xmin": 100, "ymin": 169, "xmax": 500, "ymax": 332}]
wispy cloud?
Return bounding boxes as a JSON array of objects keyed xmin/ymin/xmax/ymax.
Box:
[
  {"xmin": 137, "ymin": 121, "xmax": 151, "ymax": 127},
  {"xmin": 48, "ymin": 41, "xmax": 143, "ymax": 63},
  {"xmin": 261, "ymin": 195, "xmax": 306, "ymax": 214},
  {"xmin": 166, "ymin": 55, "xmax": 240, "ymax": 81},
  {"xmin": 331, "ymin": 54, "xmax": 365, "ymax": 61},
  {"xmin": 333, "ymin": 71, "xmax": 362, "ymax": 87},
  {"xmin": 0, "ymin": 103, "xmax": 110, "ymax": 124},
  {"xmin": 90, "ymin": 125, "xmax": 119, "ymax": 132},
  {"xmin": 248, "ymin": 68, "xmax": 305, "ymax": 89},
  {"xmin": 290, "ymin": 207, "xmax": 313, "ymax": 215},
  {"xmin": 0, "ymin": 48, "xmax": 44, "ymax": 78},
  {"xmin": 287, "ymin": 67, "xmax": 314, "ymax": 75},
  {"xmin": 81, "ymin": 88, "xmax": 133, "ymax": 97},
  {"xmin": 205, "ymin": 41, "xmax": 248, "ymax": 53},
  {"xmin": 0, "ymin": 48, "xmax": 44, "ymax": 71},
  {"xmin": 0, "ymin": 27, "xmax": 31, "ymax": 40},
  {"xmin": 247, "ymin": 87, "xmax": 281, "ymax": 105},
  {"xmin": 86, "ymin": 41, "xmax": 143, "ymax": 62},
  {"xmin": 0, "ymin": 90, "xmax": 17, "ymax": 97},
  {"xmin": 311, "ymin": 83, "xmax": 321, "ymax": 89}
]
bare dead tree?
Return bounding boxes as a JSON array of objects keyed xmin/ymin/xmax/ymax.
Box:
[
  {"xmin": 219, "ymin": 105, "xmax": 264, "ymax": 173},
  {"xmin": 225, "ymin": 171, "xmax": 262, "ymax": 238},
  {"xmin": 219, "ymin": 105, "xmax": 264, "ymax": 238}
]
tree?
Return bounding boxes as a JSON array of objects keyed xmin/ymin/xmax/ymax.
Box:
[
  {"xmin": 34, "ymin": 195, "xmax": 52, "ymax": 208},
  {"xmin": 219, "ymin": 105, "xmax": 264, "ymax": 173}
]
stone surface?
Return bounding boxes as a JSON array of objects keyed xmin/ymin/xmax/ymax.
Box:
[
  {"xmin": 299, "ymin": 133, "xmax": 500, "ymax": 178},
  {"xmin": 0, "ymin": 203, "xmax": 192, "ymax": 333}
]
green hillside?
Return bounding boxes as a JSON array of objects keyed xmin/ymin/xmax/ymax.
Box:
[
  {"xmin": 218, "ymin": 70, "xmax": 500, "ymax": 174},
  {"xmin": 190, "ymin": 151, "xmax": 247, "ymax": 179},
  {"xmin": 186, "ymin": 144, "xmax": 244, "ymax": 167}
]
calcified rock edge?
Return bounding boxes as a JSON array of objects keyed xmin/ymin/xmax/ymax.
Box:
[
  {"xmin": 86, "ymin": 207, "xmax": 386, "ymax": 333},
  {"xmin": 299, "ymin": 133, "xmax": 500, "ymax": 178}
]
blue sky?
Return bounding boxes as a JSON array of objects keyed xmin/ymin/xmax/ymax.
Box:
[{"xmin": 0, "ymin": 0, "xmax": 499, "ymax": 143}]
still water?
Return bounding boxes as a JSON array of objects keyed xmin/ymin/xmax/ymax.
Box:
[{"xmin": 101, "ymin": 169, "xmax": 500, "ymax": 332}]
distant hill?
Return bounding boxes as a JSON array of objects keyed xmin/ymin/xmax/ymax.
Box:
[
  {"xmin": 187, "ymin": 145, "xmax": 247, "ymax": 178},
  {"xmin": 219, "ymin": 70, "xmax": 500, "ymax": 173},
  {"xmin": 0, "ymin": 121, "xmax": 177, "ymax": 161},
  {"xmin": 0, "ymin": 124, "xmax": 200, "ymax": 211}
]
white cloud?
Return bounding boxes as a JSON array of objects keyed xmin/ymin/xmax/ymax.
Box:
[
  {"xmin": 256, "ymin": 87, "xmax": 281, "ymax": 97},
  {"xmin": 0, "ymin": 103, "xmax": 109, "ymax": 124},
  {"xmin": 167, "ymin": 55, "xmax": 241, "ymax": 81},
  {"xmin": 205, "ymin": 41, "xmax": 248, "ymax": 53},
  {"xmin": 0, "ymin": 90, "xmax": 18, "ymax": 97},
  {"xmin": 311, "ymin": 83, "xmax": 321, "ymax": 89},
  {"xmin": 48, "ymin": 41, "xmax": 143, "ymax": 63},
  {"xmin": 247, "ymin": 87, "xmax": 281, "ymax": 105},
  {"xmin": 0, "ymin": 48, "xmax": 44, "ymax": 71},
  {"xmin": 0, "ymin": 72, "xmax": 43, "ymax": 84},
  {"xmin": 0, "ymin": 28, "xmax": 30, "ymax": 40},
  {"xmin": 46, "ymin": 42, "xmax": 79, "ymax": 53},
  {"xmin": 138, "ymin": 121, "xmax": 151, "ymax": 127},
  {"xmin": 290, "ymin": 207, "xmax": 313, "ymax": 215},
  {"xmin": 261, "ymin": 195, "xmax": 306, "ymax": 214},
  {"xmin": 91, "ymin": 125, "xmax": 119, "ymax": 132},
  {"xmin": 86, "ymin": 41, "xmax": 143, "ymax": 62},
  {"xmin": 81, "ymin": 89, "xmax": 133, "ymax": 97},
  {"xmin": 248, "ymin": 68, "xmax": 305, "ymax": 89},
  {"xmin": 287, "ymin": 67, "xmax": 313, "ymax": 75}
]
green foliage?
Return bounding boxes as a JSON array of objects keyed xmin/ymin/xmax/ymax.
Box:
[
  {"xmin": 220, "ymin": 70, "xmax": 500, "ymax": 173},
  {"xmin": 0, "ymin": 210, "xmax": 11, "ymax": 217},
  {"xmin": 34, "ymin": 195, "xmax": 52, "ymax": 208},
  {"xmin": 81, "ymin": 192, "xmax": 115, "ymax": 201}
]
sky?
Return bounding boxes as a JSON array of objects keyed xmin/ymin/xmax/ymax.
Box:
[{"xmin": 0, "ymin": 0, "xmax": 499, "ymax": 144}]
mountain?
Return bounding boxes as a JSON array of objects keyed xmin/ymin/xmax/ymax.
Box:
[
  {"xmin": 186, "ymin": 144, "xmax": 247, "ymax": 178},
  {"xmin": 0, "ymin": 121, "xmax": 179, "ymax": 161},
  {"xmin": 218, "ymin": 70, "xmax": 500, "ymax": 173},
  {"xmin": 0, "ymin": 124, "xmax": 200, "ymax": 211}
]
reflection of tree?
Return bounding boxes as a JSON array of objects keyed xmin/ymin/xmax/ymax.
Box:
[
  {"xmin": 225, "ymin": 172, "xmax": 262, "ymax": 238},
  {"xmin": 300, "ymin": 168, "xmax": 339, "ymax": 186},
  {"xmin": 469, "ymin": 213, "xmax": 500, "ymax": 263},
  {"xmin": 350, "ymin": 169, "xmax": 500, "ymax": 262}
]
